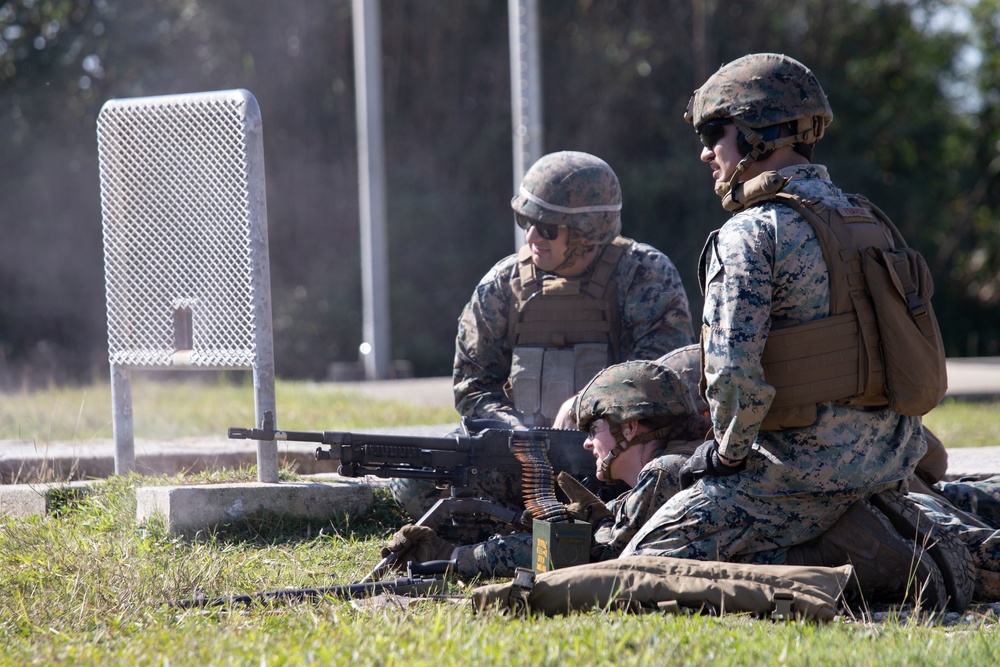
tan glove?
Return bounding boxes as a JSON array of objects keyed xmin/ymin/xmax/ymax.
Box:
[
  {"xmin": 380, "ymin": 525, "xmax": 457, "ymax": 570},
  {"xmin": 557, "ymin": 471, "xmax": 613, "ymax": 523}
]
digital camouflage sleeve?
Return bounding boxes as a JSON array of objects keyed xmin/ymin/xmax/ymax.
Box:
[{"xmin": 701, "ymin": 164, "xmax": 923, "ymax": 494}]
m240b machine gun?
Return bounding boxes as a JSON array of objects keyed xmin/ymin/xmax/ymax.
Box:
[
  {"xmin": 228, "ymin": 412, "xmax": 605, "ymax": 582},
  {"xmin": 174, "ymin": 413, "xmax": 600, "ymax": 608}
]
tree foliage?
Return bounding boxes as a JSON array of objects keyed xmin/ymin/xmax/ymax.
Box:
[{"xmin": 0, "ymin": 0, "xmax": 998, "ymax": 388}]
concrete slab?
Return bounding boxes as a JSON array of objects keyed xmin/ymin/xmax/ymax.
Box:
[
  {"xmin": 135, "ymin": 480, "xmax": 374, "ymax": 536},
  {"xmin": 942, "ymin": 447, "xmax": 1000, "ymax": 481},
  {"xmin": 0, "ymin": 483, "xmax": 49, "ymax": 517},
  {"xmin": 0, "ymin": 425, "xmax": 455, "ymax": 484},
  {"xmin": 0, "ymin": 480, "xmax": 97, "ymax": 518},
  {"xmin": 0, "ymin": 438, "xmax": 284, "ymax": 483}
]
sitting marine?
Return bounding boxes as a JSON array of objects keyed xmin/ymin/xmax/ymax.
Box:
[{"xmin": 389, "ymin": 150, "xmax": 695, "ymax": 524}]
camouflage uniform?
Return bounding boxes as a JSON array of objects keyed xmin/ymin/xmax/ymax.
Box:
[
  {"xmin": 624, "ymin": 164, "xmax": 926, "ymax": 564},
  {"xmin": 392, "ymin": 152, "xmax": 693, "ymax": 520},
  {"xmin": 453, "ymin": 242, "xmax": 694, "ymax": 428},
  {"xmin": 452, "ymin": 440, "xmax": 697, "ymax": 578},
  {"xmin": 909, "ymin": 483, "xmax": 1000, "ymax": 601},
  {"xmin": 936, "ymin": 475, "xmax": 1000, "ymax": 528}
]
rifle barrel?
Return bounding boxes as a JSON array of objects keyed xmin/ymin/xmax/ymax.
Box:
[
  {"xmin": 229, "ymin": 426, "xmax": 470, "ymax": 450},
  {"xmin": 171, "ymin": 576, "xmax": 449, "ymax": 608}
]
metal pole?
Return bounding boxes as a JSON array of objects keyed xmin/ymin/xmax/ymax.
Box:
[
  {"xmin": 508, "ymin": 0, "xmax": 544, "ymax": 251},
  {"xmin": 110, "ymin": 364, "xmax": 134, "ymax": 475},
  {"xmin": 692, "ymin": 0, "xmax": 709, "ymax": 86},
  {"xmin": 243, "ymin": 92, "xmax": 279, "ymax": 483},
  {"xmin": 353, "ymin": 0, "xmax": 391, "ymax": 380}
]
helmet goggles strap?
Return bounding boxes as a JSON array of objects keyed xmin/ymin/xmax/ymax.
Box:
[{"xmin": 721, "ymin": 118, "xmax": 824, "ymax": 201}]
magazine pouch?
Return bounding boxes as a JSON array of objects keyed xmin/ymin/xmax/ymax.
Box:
[{"xmin": 860, "ymin": 245, "xmax": 947, "ymax": 415}]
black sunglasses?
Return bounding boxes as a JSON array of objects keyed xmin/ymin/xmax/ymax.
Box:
[
  {"xmin": 696, "ymin": 118, "xmax": 733, "ymax": 149},
  {"xmin": 587, "ymin": 419, "xmax": 608, "ymax": 439},
  {"xmin": 515, "ymin": 214, "xmax": 561, "ymax": 240}
]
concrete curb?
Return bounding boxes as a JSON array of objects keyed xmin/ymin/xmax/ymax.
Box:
[
  {"xmin": 0, "ymin": 425, "xmax": 455, "ymax": 484},
  {"xmin": 136, "ymin": 480, "xmax": 374, "ymax": 536}
]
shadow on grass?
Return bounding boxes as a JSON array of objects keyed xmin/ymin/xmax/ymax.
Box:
[{"xmin": 192, "ymin": 487, "xmax": 411, "ymax": 547}]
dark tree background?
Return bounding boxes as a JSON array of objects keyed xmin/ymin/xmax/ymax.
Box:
[{"xmin": 2, "ymin": 0, "xmax": 998, "ymax": 388}]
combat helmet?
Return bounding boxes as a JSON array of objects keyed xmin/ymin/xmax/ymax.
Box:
[
  {"xmin": 685, "ymin": 53, "xmax": 833, "ymax": 198},
  {"xmin": 511, "ymin": 151, "xmax": 622, "ymax": 251},
  {"xmin": 573, "ymin": 359, "xmax": 695, "ymax": 480},
  {"xmin": 655, "ymin": 343, "xmax": 709, "ymax": 415}
]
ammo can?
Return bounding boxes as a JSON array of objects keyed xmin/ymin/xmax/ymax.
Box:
[{"xmin": 532, "ymin": 519, "xmax": 591, "ymax": 572}]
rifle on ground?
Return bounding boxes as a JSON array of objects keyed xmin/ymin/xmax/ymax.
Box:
[
  {"xmin": 172, "ymin": 562, "xmax": 453, "ymax": 609},
  {"xmin": 228, "ymin": 411, "xmax": 606, "ymax": 582}
]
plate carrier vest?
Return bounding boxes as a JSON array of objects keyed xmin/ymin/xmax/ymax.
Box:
[
  {"xmin": 700, "ymin": 175, "xmax": 947, "ymax": 430},
  {"xmin": 506, "ymin": 237, "xmax": 631, "ymax": 427}
]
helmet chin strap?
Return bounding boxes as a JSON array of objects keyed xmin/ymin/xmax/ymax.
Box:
[
  {"xmin": 716, "ymin": 120, "xmax": 819, "ymax": 202},
  {"xmin": 596, "ymin": 422, "xmax": 676, "ymax": 483},
  {"xmin": 716, "ymin": 154, "xmax": 755, "ymax": 199},
  {"xmin": 551, "ymin": 229, "xmax": 592, "ymax": 274},
  {"xmin": 596, "ymin": 422, "xmax": 629, "ymax": 483}
]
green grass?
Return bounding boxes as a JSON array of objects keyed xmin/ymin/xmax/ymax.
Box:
[
  {"xmin": 0, "ymin": 477, "xmax": 1000, "ymax": 667},
  {"xmin": 922, "ymin": 398, "xmax": 1000, "ymax": 449},
  {"xmin": 1, "ymin": 383, "xmax": 999, "ymax": 665},
  {"xmin": 2, "ymin": 480, "xmax": 998, "ymax": 667},
  {"xmin": 0, "ymin": 374, "xmax": 459, "ymax": 442}
]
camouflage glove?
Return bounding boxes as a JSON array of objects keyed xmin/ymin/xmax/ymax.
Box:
[
  {"xmin": 380, "ymin": 525, "xmax": 457, "ymax": 570},
  {"xmin": 678, "ymin": 440, "xmax": 745, "ymax": 490},
  {"xmin": 557, "ymin": 471, "xmax": 613, "ymax": 523}
]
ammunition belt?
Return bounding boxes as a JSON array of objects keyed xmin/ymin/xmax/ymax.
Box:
[{"xmin": 511, "ymin": 433, "xmax": 570, "ymax": 523}]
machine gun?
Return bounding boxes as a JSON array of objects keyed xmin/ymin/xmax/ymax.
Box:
[
  {"xmin": 170, "ymin": 413, "xmax": 604, "ymax": 608},
  {"xmin": 228, "ymin": 411, "xmax": 608, "ymax": 583}
]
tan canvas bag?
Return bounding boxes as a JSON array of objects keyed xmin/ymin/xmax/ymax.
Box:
[{"xmin": 472, "ymin": 555, "xmax": 853, "ymax": 622}]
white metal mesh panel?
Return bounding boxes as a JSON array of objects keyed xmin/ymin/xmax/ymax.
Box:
[{"xmin": 98, "ymin": 89, "xmax": 268, "ymax": 368}]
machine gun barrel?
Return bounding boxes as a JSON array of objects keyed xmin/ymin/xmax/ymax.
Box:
[{"xmin": 229, "ymin": 424, "xmax": 467, "ymax": 451}]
